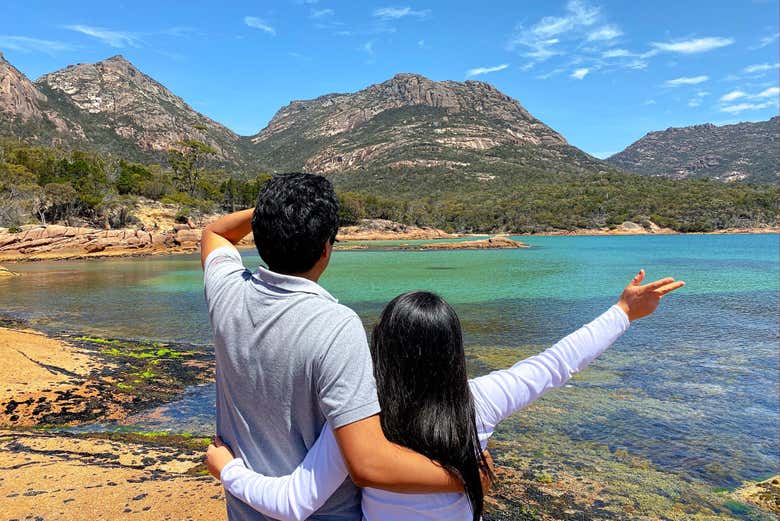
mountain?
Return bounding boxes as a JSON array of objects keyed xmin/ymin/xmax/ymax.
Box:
[
  {"xmin": 250, "ymin": 73, "xmax": 610, "ymax": 191},
  {"xmin": 0, "ymin": 51, "xmax": 77, "ymax": 139},
  {"xmin": 1, "ymin": 54, "xmax": 245, "ymax": 165},
  {"xmin": 0, "ymin": 51, "xmax": 48, "ymax": 121},
  {"xmin": 606, "ymin": 118, "xmax": 779, "ymax": 184},
  {"xmin": 35, "ymin": 55, "xmax": 244, "ymax": 163}
]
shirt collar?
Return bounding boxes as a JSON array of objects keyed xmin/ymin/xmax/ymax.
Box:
[{"xmin": 252, "ymin": 266, "xmax": 338, "ymax": 303}]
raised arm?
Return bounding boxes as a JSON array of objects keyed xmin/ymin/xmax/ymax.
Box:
[
  {"xmin": 200, "ymin": 208, "xmax": 254, "ymax": 268},
  {"xmin": 471, "ymin": 270, "xmax": 684, "ymax": 440}
]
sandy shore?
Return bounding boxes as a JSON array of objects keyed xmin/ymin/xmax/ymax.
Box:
[
  {"xmin": 0, "ymin": 324, "xmax": 227, "ymax": 520},
  {"xmin": 0, "ymin": 326, "xmax": 212, "ymax": 428},
  {"xmin": 0, "ymin": 429, "xmax": 226, "ymax": 520}
]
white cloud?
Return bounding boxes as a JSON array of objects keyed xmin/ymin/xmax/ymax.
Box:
[
  {"xmin": 310, "ymin": 8, "xmax": 334, "ymax": 18},
  {"xmin": 507, "ymin": 0, "xmax": 603, "ymax": 63},
  {"xmin": 688, "ymin": 91, "xmax": 711, "ymax": 107},
  {"xmin": 743, "ymin": 63, "xmax": 779, "ymax": 74},
  {"xmin": 651, "ymin": 36, "xmax": 734, "ymax": 54},
  {"xmin": 751, "ymin": 31, "xmax": 779, "ymax": 50},
  {"xmin": 643, "ymin": 99, "xmax": 656, "ymax": 105},
  {"xmin": 64, "ymin": 25, "xmax": 142, "ymax": 48},
  {"xmin": 664, "ymin": 75, "xmax": 709, "ymax": 86},
  {"xmin": 756, "ymin": 87, "xmax": 780, "ymax": 98},
  {"xmin": 602, "ymin": 48, "xmax": 630, "ymax": 58},
  {"xmin": 587, "ymin": 25, "xmax": 622, "ymax": 41},
  {"xmin": 720, "ymin": 90, "xmax": 746, "ymax": 102},
  {"xmin": 720, "ymin": 101, "xmax": 775, "ymax": 114},
  {"xmin": 571, "ymin": 67, "xmax": 590, "ymax": 79},
  {"xmin": 417, "ymin": 40, "xmax": 425, "ymax": 48},
  {"xmin": 373, "ymin": 7, "xmax": 430, "ymax": 20},
  {"xmin": 535, "ymin": 67, "xmax": 566, "ymax": 79},
  {"xmin": 244, "ymin": 17, "xmax": 276, "ymax": 36},
  {"xmin": 466, "ymin": 64, "xmax": 509, "ymax": 77},
  {"xmin": 362, "ymin": 41, "xmax": 376, "ymax": 62},
  {"xmin": 0, "ymin": 35, "xmax": 75, "ymax": 54}
]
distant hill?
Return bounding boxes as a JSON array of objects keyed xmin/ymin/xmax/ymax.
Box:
[
  {"xmin": 1, "ymin": 53, "xmax": 246, "ymax": 166},
  {"xmin": 0, "ymin": 53, "xmax": 776, "ymax": 233},
  {"xmin": 1, "ymin": 54, "xmax": 615, "ymax": 184},
  {"xmin": 250, "ymin": 73, "xmax": 613, "ymax": 192},
  {"xmin": 606, "ymin": 118, "xmax": 779, "ymax": 184}
]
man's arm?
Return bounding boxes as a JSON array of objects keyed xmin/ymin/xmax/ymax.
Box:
[
  {"xmin": 332, "ymin": 415, "xmax": 462, "ymax": 493},
  {"xmin": 200, "ymin": 208, "xmax": 254, "ymax": 268}
]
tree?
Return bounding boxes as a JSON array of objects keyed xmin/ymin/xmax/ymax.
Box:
[
  {"xmin": 168, "ymin": 140, "xmax": 217, "ymax": 197},
  {"xmin": 31, "ymin": 183, "xmax": 78, "ymax": 225},
  {"xmin": 116, "ymin": 160, "xmax": 153, "ymax": 195}
]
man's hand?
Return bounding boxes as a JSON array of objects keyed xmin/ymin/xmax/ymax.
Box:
[
  {"xmin": 617, "ymin": 269, "xmax": 685, "ymax": 321},
  {"xmin": 200, "ymin": 208, "xmax": 254, "ymax": 268},
  {"xmin": 481, "ymin": 450, "xmax": 495, "ymax": 495},
  {"xmin": 205, "ymin": 436, "xmax": 235, "ymax": 480}
]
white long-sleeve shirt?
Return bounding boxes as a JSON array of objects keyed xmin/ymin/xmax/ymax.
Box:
[{"xmin": 220, "ymin": 305, "xmax": 630, "ymax": 521}]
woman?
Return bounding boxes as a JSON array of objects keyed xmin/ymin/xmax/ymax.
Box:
[{"xmin": 206, "ymin": 270, "xmax": 683, "ymax": 521}]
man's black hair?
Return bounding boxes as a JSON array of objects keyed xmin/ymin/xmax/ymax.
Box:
[{"xmin": 252, "ymin": 172, "xmax": 339, "ymax": 274}]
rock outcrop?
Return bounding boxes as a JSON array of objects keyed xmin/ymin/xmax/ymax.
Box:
[
  {"xmin": 0, "ymin": 223, "xmax": 205, "ymax": 261},
  {"xmin": 734, "ymin": 475, "xmax": 779, "ymax": 515},
  {"xmin": 404, "ymin": 236, "xmax": 529, "ymax": 250},
  {"xmin": 0, "ymin": 51, "xmax": 48, "ymax": 121},
  {"xmin": 337, "ymin": 219, "xmax": 457, "ymax": 241}
]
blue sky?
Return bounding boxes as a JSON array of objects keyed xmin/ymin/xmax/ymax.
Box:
[{"xmin": 2, "ymin": 0, "xmax": 778, "ymax": 157}]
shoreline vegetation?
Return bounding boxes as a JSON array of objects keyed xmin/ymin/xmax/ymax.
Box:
[
  {"xmin": 0, "ymin": 321, "xmax": 776, "ymax": 520},
  {"xmin": 1, "ymin": 140, "xmax": 777, "ymax": 262},
  {"xmin": 0, "ymin": 218, "xmax": 776, "ymax": 263}
]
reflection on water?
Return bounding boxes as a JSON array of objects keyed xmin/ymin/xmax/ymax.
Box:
[{"xmin": 2, "ymin": 234, "xmax": 778, "ymax": 492}]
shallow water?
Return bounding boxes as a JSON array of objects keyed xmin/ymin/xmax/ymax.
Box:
[{"xmin": 2, "ymin": 234, "xmax": 778, "ymax": 494}]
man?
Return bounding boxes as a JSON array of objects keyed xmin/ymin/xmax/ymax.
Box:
[{"xmin": 201, "ymin": 173, "xmax": 460, "ymax": 520}]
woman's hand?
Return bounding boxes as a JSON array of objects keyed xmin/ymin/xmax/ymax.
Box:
[
  {"xmin": 617, "ymin": 269, "xmax": 685, "ymax": 322},
  {"xmin": 206, "ymin": 436, "xmax": 236, "ymax": 480}
]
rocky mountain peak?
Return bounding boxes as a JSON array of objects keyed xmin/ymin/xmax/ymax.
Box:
[
  {"xmin": 250, "ymin": 72, "xmax": 578, "ymax": 175},
  {"xmin": 253, "ymin": 73, "xmax": 565, "ymax": 149},
  {"xmin": 33, "ymin": 55, "xmax": 240, "ymax": 157},
  {"xmin": 0, "ymin": 53, "xmax": 49, "ymax": 121}
]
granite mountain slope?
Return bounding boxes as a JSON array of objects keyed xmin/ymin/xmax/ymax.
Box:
[
  {"xmin": 1, "ymin": 54, "xmax": 245, "ymax": 165},
  {"xmin": 249, "ymin": 73, "xmax": 610, "ymax": 187},
  {"xmin": 606, "ymin": 118, "xmax": 779, "ymax": 184}
]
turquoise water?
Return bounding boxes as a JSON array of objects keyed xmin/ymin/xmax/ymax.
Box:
[{"xmin": 1, "ymin": 234, "xmax": 778, "ymax": 493}]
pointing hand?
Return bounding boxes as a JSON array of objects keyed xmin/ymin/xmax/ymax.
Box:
[{"xmin": 617, "ymin": 269, "xmax": 685, "ymax": 322}]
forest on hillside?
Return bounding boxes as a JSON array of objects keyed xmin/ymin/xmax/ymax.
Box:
[{"xmin": 0, "ymin": 140, "xmax": 776, "ymax": 234}]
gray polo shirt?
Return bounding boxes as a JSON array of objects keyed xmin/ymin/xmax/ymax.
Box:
[{"xmin": 204, "ymin": 246, "xmax": 380, "ymax": 521}]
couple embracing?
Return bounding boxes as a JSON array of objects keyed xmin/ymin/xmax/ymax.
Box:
[{"xmin": 200, "ymin": 173, "xmax": 683, "ymax": 521}]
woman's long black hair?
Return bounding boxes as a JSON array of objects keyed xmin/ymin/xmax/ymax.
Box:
[{"xmin": 370, "ymin": 291, "xmax": 492, "ymax": 520}]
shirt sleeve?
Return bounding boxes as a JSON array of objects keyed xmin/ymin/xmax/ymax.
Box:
[
  {"xmin": 203, "ymin": 245, "xmax": 248, "ymax": 313},
  {"xmin": 220, "ymin": 423, "xmax": 349, "ymax": 521},
  {"xmin": 470, "ymin": 305, "xmax": 629, "ymax": 443},
  {"xmin": 315, "ymin": 313, "xmax": 381, "ymax": 429}
]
